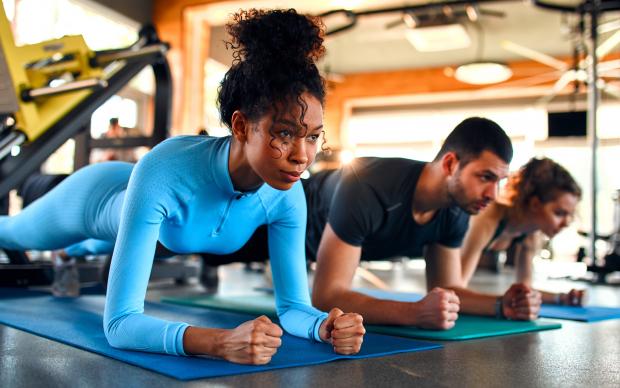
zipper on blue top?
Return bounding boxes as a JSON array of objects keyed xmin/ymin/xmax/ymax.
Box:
[{"xmin": 212, "ymin": 193, "xmax": 245, "ymax": 236}]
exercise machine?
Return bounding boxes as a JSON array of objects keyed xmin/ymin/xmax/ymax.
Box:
[{"xmin": 0, "ymin": 6, "xmax": 197, "ymax": 287}]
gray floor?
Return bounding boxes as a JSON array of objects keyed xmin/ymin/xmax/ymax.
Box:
[{"xmin": 1, "ymin": 260, "xmax": 619, "ymax": 388}]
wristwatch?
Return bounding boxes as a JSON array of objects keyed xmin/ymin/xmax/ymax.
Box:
[{"xmin": 495, "ymin": 297, "xmax": 505, "ymax": 319}]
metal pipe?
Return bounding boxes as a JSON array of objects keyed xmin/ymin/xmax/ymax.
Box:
[
  {"xmin": 22, "ymin": 78, "xmax": 107, "ymax": 102},
  {"xmin": 0, "ymin": 131, "xmax": 25, "ymax": 161},
  {"xmin": 587, "ymin": 1, "xmax": 600, "ymax": 264},
  {"xmin": 326, "ymin": 0, "xmax": 518, "ymax": 18},
  {"xmin": 94, "ymin": 44, "xmax": 167, "ymax": 66},
  {"xmin": 319, "ymin": 0, "xmax": 520, "ymax": 36},
  {"xmin": 534, "ymin": 0, "xmax": 620, "ymax": 13}
]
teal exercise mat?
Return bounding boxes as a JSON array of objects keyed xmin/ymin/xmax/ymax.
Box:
[
  {"xmin": 163, "ymin": 291, "xmax": 561, "ymax": 340},
  {"xmin": 352, "ymin": 288, "xmax": 562, "ymax": 339},
  {"xmin": 358, "ymin": 288, "xmax": 620, "ymax": 323},
  {"xmin": 365, "ymin": 315, "xmax": 561, "ymax": 340},
  {"xmin": 0, "ymin": 289, "xmax": 441, "ymax": 380},
  {"xmin": 163, "ymin": 293, "xmax": 280, "ymax": 318},
  {"xmin": 161, "ymin": 289, "xmax": 417, "ymax": 318}
]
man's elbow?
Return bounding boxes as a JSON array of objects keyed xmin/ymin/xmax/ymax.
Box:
[
  {"xmin": 459, "ymin": 273, "xmax": 471, "ymax": 288},
  {"xmin": 312, "ymin": 286, "xmax": 340, "ymax": 311},
  {"xmin": 449, "ymin": 275, "xmax": 469, "ymax": 289},
  {"xmin": 428, "ymin": 278, "xmax": 467, "ymax": 291},
  {"xmin": 442, "ymin": 283, "xmax": 467, "ymax": 292}
]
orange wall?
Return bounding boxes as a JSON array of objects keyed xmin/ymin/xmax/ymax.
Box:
[
  {"xmin": 153, "ymin": 0, "xmax": 223, "ymax": 50},
  {"xmin": 153, "ymin": 0, "xmax": 226, "ymax": 133}
]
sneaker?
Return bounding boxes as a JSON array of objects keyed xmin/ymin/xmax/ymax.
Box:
[
  {"xmin": 51, "ymin": 254, "xmax": 80, "ymax": 297},
  {"xmin": 200, "ymin": 264, "xmax": 219, "ymax": 293}
]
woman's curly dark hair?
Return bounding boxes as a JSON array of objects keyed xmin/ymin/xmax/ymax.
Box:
[
  {"xmin": 504, "ymin": 157, "xmax": 582, "ymax": 210},
  {"xmin": 217, "ymin": 9, "xmax": 326, "ymax": 143}
]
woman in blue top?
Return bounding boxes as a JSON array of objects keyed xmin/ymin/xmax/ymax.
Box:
[{"xmin": 0, "ymin": 9, "xmax": 365, "ymax": 364}]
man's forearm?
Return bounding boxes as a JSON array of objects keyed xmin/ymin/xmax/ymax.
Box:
[
  {"xmin": 449, "ymin": 286, "xmax": 498, "ymax": 316},
  {"xmin": 313, "ymin": 288, "xmax": 417, "ymax": 326}
]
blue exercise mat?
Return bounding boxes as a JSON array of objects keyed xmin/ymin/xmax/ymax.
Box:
[
  {"xmin": 0, "ymin": 289, "xmax": 441, "ymax": 380},
  {"xmin": 538, "ymin": 304, "xmax": 620, "ymax": 322},
  {"xmin": 358, "ymin": 288, "xmax": 620, "ymax": 322}
]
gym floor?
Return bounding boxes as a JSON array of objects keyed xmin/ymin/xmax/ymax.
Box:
[{"xmin": 0, "ymin": 261, "xmax": 618, "ymax": 387}]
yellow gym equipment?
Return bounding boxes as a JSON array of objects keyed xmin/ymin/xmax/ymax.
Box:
[
  {"xmin": 0, "ymin": 4, "xmax": 193, "ymax": 287},
  {"xmin": 0, "ymin": 4, "xmax": 172, "ymax": 198}
]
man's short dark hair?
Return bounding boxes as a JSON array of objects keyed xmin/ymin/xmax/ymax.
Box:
[
  {"xmin": 109, "ymin": 117, "xmax": 119, "ymax": 126},
  {"xmin": 434, "ymin": 117, "xmax": 513, "ymax": 165}
]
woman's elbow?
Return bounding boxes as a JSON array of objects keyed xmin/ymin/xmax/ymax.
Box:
[{"xmin": 103, "ymin": 316, "xmax": 131, "ymax": 349}]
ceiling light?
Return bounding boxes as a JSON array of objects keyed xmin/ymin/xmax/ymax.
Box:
[
  {"xmin": 454, "ymin": 61, "xmax": 513, "ymax": 85},
  {"xmin": 405, "ymin": 23, "xmax": 471, "ymax": 52}
]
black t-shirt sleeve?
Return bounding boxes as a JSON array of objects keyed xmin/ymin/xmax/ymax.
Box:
[
  {"xmin": 437, "ymin": 208, "xmax": 470, "ymax": 248},
  {"xmin": 327, "ymin": 169, "xmax": 384, "ymax": 247}
]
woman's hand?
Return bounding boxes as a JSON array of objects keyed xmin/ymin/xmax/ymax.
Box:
[
  {"xmin": 216, "ymin": 315, "xmax": 283, "ymax": 365},
  {"xmin": 558, "ymin": 289, "xmax": 586, "ymax": 306},
  {"xmin": 502, "ymin": 283, "xmax": 541, "ymax": 320},
  {"xmin": 319, "ymin": 308, "xmax": 365, "ymax": 355}
]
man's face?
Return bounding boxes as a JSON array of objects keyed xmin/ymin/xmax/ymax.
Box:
[{"xmin": 447, "ymin": 150, "xmax": 509, "ymax": 214}]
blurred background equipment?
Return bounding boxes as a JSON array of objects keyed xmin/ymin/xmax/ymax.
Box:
[
  {"xmin": 0, "ymin": 2, "xmax": 200, "ymax": 288},
  {"xmin": 0, "ymin": 6, "xmax": 171, "ymax": 198}
]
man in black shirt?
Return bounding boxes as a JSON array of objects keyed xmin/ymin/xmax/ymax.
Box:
[{"xmin": 309, "ymin": 117, "xmax": 540, "ymax": 329}]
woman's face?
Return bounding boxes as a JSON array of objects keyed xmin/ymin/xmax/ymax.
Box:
[
  {"xmin": 531, "ymin": 192, "xmax": 579, "ymax": 237},
  {"xmin": 244, "ymin": 92, "xmax": 324, "ymax": 191}
]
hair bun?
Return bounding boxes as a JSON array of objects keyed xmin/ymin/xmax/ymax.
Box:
[
  {"xmin": 227, "ymin": 9, "xmax": 325, "ymax": 70},
  {"xmin": 217, "ymin": 8, "xmax": 327, "ymax": 130}
]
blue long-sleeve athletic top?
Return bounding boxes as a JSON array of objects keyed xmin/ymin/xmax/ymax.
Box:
[
  {"xmin": 101, "ymin": 135, "xmax": 327, "ymax": 355},
  {"xmin": 0, "ymin": 135, "xmax": 327, "ymax": 354}
]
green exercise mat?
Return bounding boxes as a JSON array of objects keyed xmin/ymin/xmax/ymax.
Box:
[{"xmin": 162, "ymin": 294, "xmax": 562, "ymax": 341}]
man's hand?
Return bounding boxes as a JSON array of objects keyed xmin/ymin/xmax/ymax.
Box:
[
  {"xmin": 502, "ymin": 283, "xmax": 541, "ymax": 320},
  {"xmin": 412, "ymin": 287, "xmax": 460, "ymax": 330},
  {"xmin": 319, "ymin": 308, "xmax": 365, "ymax": 355},
  {"xmin": 216, "ymin": 315, "xmax": 283, "ymax": 365}
]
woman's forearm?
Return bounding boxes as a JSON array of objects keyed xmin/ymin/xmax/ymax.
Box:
[{"xmin": 513, "ymin": 243, "xmax": 534, "ymax": 285}]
